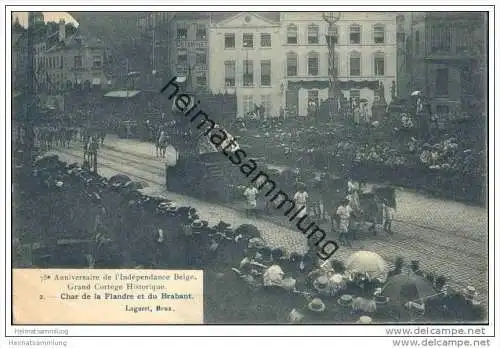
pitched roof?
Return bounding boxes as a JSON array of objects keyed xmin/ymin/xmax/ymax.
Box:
[
  {"xmin": 213, "ymin": 12, "xmax": 280, "ymax": 26},
  {"xmin": 45, "ymin": 34, "xmax": 104, "ymax": 53}
]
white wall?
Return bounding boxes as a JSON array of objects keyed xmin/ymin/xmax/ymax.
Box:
[
  {"xmin": 280, "ymin": 12, "xmax": 398, "ymax": 116},
  {"xmin": 209, "ymin": 12, "xmax": 283, "ymax": 118}
]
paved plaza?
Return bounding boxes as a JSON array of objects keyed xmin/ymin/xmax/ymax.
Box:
[{"xmin": 53, "ymin": 135, "xmax": 488, "ymax": 305}]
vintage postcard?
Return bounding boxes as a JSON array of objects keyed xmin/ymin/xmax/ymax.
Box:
[{"xmin": 4, "ymin": 4, "xmax": 496, "ymax": 344}]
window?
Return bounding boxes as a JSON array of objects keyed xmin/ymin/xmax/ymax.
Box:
[
  {"xmin": 177, "ymin": 23, "xmax": 188, "ymax": 40},
  {"xmin": 225, "ymin": 33, "xmax": 235, "ymax": 49},
  {"xmin": 308, "ymin": 52, "xmax": 319, "ymax": 76},
  {"xmin": 243, "ymin": 95, "xmax": 254, "ymax": 116},
  {"xmin": 350, "ymin": 24, "xmax": 361, "ymax": 44},
  {"xmin": 456, "ymin": 26, "xmax": 471, "ymax": 52},
  {"xmin": 415, "ymin": 30, "xmax": 420, "ymax": 52},
  {"xmin": 261, "ymin": 60, "xmax": 271, "ymax": 86},
  {"xmin": 74, "ymin": 56, "xmax": 82, "ymax": 68},
  {"xmin": 195, "ymin": 49, "xmax": 206, "ymax": 65},
  {"xmin": 373, "ymin": 24, "xmax": 385, "ymax": 44},
  {"xmin": 349, "ymin": 52, "xmax": 361, "ymax": 76},
  {"xmin": 436, "ymin": 68, "xmax": 449, "ymax": 96},
  {"xmin": 177, "ymin": 49, "xmax": 188, "ymax": 65},
  {"xmin": 196, "ymin": 24, "xmax": 206, "ymax": 40},
  {"xmin": 308, "ymin": 24, "xmax": 319, "ymax": 44},
  {"xmin": 243, "ymin": 60, "xmax": 254, "ymax": 87},
  {"xmin": 196, "ymin": 71, "xmax": 207, "ymax": 86},
  {"xmin": 60, "ymin": 55, "xmax": 63, "ymax": 69},
  {"xmin": 287, "ymin": 24, "xmax": 298, "ymax": 44},
  {"xmin": 243, "ymin": 33, "xmax": 253, "ymax": 48},
  {"xmin": 431, "ymin": 24, "xmax": 451, "ymax": 52},
  {"xmin": 374, "ymin": 53, "xmax": 384, "ymax": 76},
  {"xmin": 397, "ymin": 31, "xmax": 405, "ymax": 43},
  {"xmin": 261, "ymin": 95, "xmax": 272, "ymax": 118},
  {"xmin": 286, "ymin": 52, "xmax": 298, "ymax": 77},
  {"xmin": 461, "ymin": 66, "xmax": 474, "ymax": 95},
  {"xmin": 260, "ymin": 33, "xmax": 271, "ymax": 47},
  {"xmin": 93, "ymin": 56, "xmax": 102, "ymax": 69},
  {"xmin": 224, "ymin": 60, "xmax": 236, "ymax": 87},
  {"xmin": 436, "ymin": 105, "xmax": 449, "ymax": 114}
]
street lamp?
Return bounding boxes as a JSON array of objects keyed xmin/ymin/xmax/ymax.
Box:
[{"xmin": 323, "ymin": 11, "xmax": 341, "ymax": 122}]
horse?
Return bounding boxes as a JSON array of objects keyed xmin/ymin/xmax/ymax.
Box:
[{"xmin": 156, "ymin": 131, "xmax": 168, "ymax": 158}]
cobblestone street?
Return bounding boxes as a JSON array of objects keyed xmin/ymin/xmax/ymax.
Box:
[{"xmin": 53, "ymin": 135, "xmax": 489, "ymax": 305}]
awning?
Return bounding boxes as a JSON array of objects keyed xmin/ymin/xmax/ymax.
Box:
[
  {"xmin": 287, "ymin": 80, "xmax": 380, "ymax": 91},
  {"xmin": 104, "ymin": 90, "xmax": 141, "ymax": 98}
]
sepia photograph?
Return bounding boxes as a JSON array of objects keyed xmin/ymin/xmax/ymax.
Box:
[{"xmin": 8, "ymin": 7, "xmax": 490, "ymax": 329}]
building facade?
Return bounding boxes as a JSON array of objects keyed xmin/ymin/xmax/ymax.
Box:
[
  {"xmin": 136, "ymin": 12, "xmax": 174, "ymax": 89},
  {"xmin": 168, "ymin": 13, "xmax": 211, "ymax": 92},
  {"xmin": 12, "ymin": 19, "xmax": 27, "ymax": 92},
  {"xmin": 34, "ymin": 21, "xmax": 109, "ymax": 94},
  {"xmin": 404, "ymin": 12, "xmax": 486, "ymax": 116},
  {"xmin": 280, "ymin": 12, "xmax": 397, "ymax": 117},
  {"xmin": 209, "ymin": 12, "xmax": 281, "ymax": 118}
]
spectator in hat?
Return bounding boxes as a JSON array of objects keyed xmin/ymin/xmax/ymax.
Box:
[
  {"xmin": 388, "ymin": 257, "xmax": 404, "ymax": 278},
  {"xmin": 271, "ymin": 248, "xmax": 285, "ymax": 263},
  {"xmin": 259, "ymin": 247, "xmax": 273, "ymax": 266},
  {"xmin": 410, "ymin": 260, "xmax": 424, "ymax": 276},
  {"xmin": 236, "ymin": 263, "xmax": 262, "ymax": 291}
]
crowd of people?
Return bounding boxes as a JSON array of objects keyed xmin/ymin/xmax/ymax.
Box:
[
  {"xmin": 232, "ymin": 110, "xmax": 485, "ymax": 204},
  {"xmin": 12, "ymin": 153, "xmax": 485, "ymax": 323}
]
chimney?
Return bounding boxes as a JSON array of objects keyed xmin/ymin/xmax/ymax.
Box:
[{"xmin": 59, "ymin": 19, "xmax": 66, "ymax": 42}]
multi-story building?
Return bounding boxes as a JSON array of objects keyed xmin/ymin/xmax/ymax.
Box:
[
  {"xmin": 136, "ymin": 12, "xmax": 174, "ymax": 88},
  {"xmin": 403, "ymin": 12, "xmax": 486, "ymax": 116},
  {"xmin": 34, "ymin": 20, "xmax": 109, "ymax": 94},
  {"xmin": 169, "ymin": 13, "xmax": 212, "ymax": 92},
  {"xmin": 12, "ymin": 18, "xmax": 27, "ymax": 92},
  {"xmin": 396, "ymin": 13, "xmax": 410, "ymax": 98},
  {"xmin": 208, "ymin": 12, "xmax": 281, "ymax": 118},
  {"xmin": 280, "ymin": 12, "xmax": 397, "ymax": 117}
]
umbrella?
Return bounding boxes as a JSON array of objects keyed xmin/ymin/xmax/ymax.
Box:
[
  {"xmin": 411, "ymin": 91, "xmax": 422, "ymax": 96},
  {"xmin": 381, "ymin": 273, "xmax": 437, "ymax": 304},
  {"xmin": 360, "ymin": 98, "xmax": 368, "ymax": 103},
  {"xmin": 175, "ymin": 76, "xmax": 187, "ymax": 83},
  {"xmin": 346, "ymin": 251, "xmax": 388, "ymax": 281},
  {"xmin": 108, "ymin": 174, "xmax": 131, "ymax": 185}
]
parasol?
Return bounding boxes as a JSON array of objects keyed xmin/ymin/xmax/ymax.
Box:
[
  {"xmin": 109, "ymin": 174, "xmax": 132, "ymax": 185},
  {"xmin": 381, "ymin": 273, "xmax": 437, "ymax": 304},
  {"xmin": 346, "ymin": 251, "xmax": 388, "ymax": 281},
  {"xmin": 410, "ymin": 91, "xmax": 422, "ymax": 96}
]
